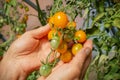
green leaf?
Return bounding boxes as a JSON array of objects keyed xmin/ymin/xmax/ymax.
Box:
[
  {"xmin": 98, "ymin": 54, "xmax": 108, "ymax": 65},
  {"xmin": 10, "ymin": 0, "xmax": 17, "ymax": 7}
]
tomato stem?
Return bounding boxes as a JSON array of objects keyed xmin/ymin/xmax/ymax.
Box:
[{"xmin": 46, "ymin": 50, "xmax": 52, "ymax": 63}]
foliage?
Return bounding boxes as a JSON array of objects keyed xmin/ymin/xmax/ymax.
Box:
[
  {"xmin": 0, "ymin": 0, "xmax": 28, "ymax": 56},
  {"xmin": 0, "ymin": 0, "xmax": 120, "ymax": 80}
]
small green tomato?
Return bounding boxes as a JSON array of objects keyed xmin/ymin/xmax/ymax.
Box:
[
  {"xmin": 39, "ymin": 64, "xmax": 52, "ymax": 77},
  {"xmin": 50, "ymin": 36, "xmax": 60, "ymax": 50}
]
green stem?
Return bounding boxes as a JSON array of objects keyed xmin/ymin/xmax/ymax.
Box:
[
  {"xmin": 46, "ymin": 50, "xmax": 52, "ymax": 63},
  {"xmin": 36, "ymin": 0, "xmax": 46, "ymax": 26},
  {"xmin": 23, "ymin": 0, "xmax": 37, "ymax": 11}
]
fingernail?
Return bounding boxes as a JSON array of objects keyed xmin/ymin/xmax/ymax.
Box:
[{"xmin": 85, "ymin": 47, "xmax": 91, "ymax": 55}]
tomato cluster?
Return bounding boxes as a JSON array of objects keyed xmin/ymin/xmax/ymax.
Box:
[
  {"xmin": 48, "ymin": 11, "xmax": 87, "ymax": 63},
  {"xmin": 39, "ymin": 11, "xmax": 87, "ymax": 77}
]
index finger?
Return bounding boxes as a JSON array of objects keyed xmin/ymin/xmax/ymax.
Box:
[{"xmin": 28, "ymin": 24, "xmax": 50, "ymax": 39}]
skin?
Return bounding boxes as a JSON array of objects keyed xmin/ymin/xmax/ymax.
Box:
[{"xmin": 0, "ymin": 24, "xmax": 93, "ymax": 80}]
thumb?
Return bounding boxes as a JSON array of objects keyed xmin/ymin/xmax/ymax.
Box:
[
  {"xmin": 28, "ymin": 24, "xmax": 50, "ymax": 39},
  {"xmin": 71, "ymin": 40, "xmax": 92, "ymax": 69},
  {"xmin": 37, "ymin": 76, "xmax": 46, "ymax": 80}
]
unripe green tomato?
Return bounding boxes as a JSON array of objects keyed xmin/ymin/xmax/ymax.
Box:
[
  {"xmin": 39, "ymin": 64, "xmax": 52, "ymax": 77},
  {"xmin": 50, "ymin": 36, "xmax": 60, "ymax": 50}
]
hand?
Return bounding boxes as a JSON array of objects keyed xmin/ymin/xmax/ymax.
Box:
[
  {"xmin": 0, "ymin": 24, "xmax": 52, "ymax": 80},
  {"xmin": 38, "ymin": 40, "xmax": 93, "ymax": 80}
]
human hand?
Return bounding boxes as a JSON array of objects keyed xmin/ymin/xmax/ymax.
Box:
[
  {"xmin": 38, "ymin": 40, "xmax": 93, "ymax": 80},
  {"xmin": 0, "ymin": 24, "xmax": 53, "ymax": 80}
]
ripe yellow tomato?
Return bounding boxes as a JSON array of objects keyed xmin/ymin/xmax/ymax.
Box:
[
  {"xmin": 53, "ymin": 12, "xmax": 68, "ymax": 29},
  {"xmin": 57, "ymin": 41, "xmax": 68, "ymax": 54},
  {"xmin": 48, "ymin": 17, "xmax": 55, "ymax": 28},
  {"xmin": 72, "ymin": 43, "xmax": 82, "ymax": 55},
  {"xmin": 67, "ymin": 21, "xmax": 76, "ymax": 29},
  {"xmin": 48, "ymin": 29, "xmax": 61, "ymax": 40},
  {"xmin": 74, "ymin": 30, "xmax": 86, "ymax": 43},
  {"xmin": 60, "ymin": 50, "xmax": 72, "ymax": 63}
]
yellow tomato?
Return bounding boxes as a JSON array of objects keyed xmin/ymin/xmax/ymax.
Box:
[
  {"xmin": 60, "ymin": 50, "xmax": 73, "ymax": 63},
  {"xmin": 57, "ymin": 41, "xmax": 68, "ymax": 54},
  {"xmin": 48, "ymin": 17, "xmax": 55, "ymax": 28},
  {"xmin": 74, "ymin": 30, "xmax": 87, "ymax": 43},
  {"xmin": 67, "ymin": 21, "xmax": 76, "ymax": 29},
  {"xmin": 72, "ymin": 43, "xmax": 83, "ymax": 55},
  {"xmin": 53, "ymin": 12, "xmax": 68, "ymax": 29},
  {"xmin": 48, "ymin": 29, "xmax": 61, "ymax": 40}
]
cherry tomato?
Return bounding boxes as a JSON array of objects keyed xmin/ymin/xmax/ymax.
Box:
[
  {"xmin": 50, "ymin": 36, "xmax": 60, "ymax": 50},
  {"xmin": 67, "ymin": 41, "xmax": 74, "ymax": 49},
  {"xmin": 72, "ymin": 43, "xmax": 82, "ymax": 55},
  {"xmin": 74, "ymin": 30, "xmax": 86, "ymax": 43},
  {"xmin": 67, "ymin": 21, "xmax": 76, "ymax": 29},
  {"xmin": 60, "ymin": 50, "xmax": 72, "ymax": 63},
  {"xmin": 64, "ymin": 34, "xmax": 73, "ymax": 42},
  {"xmin": 48, "ymin": 29, "xmax": 61, "ymax": 40},
  {"xmin": 57, "ymin": 41, "xmax": 68, "ymax": 54},
  {"xmin": 48, "ymin": 17, "xmax": 55, "ymax": 28},
  {"xmin": 53, "ymin": 12, "xmax": 68, "ymax": 29},
  {"xmin": 39, "ymin": 64, "xmax": 52, "ymax": 77}
]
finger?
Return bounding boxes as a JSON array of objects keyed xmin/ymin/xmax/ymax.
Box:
[
  {"xmin": 37, "ymin": 76, "xmax": 46, "ymax": 80},
  {"xmin": 83, "ymin": 39, "xmax": 93, "ymax": 50},
  {"xmin": 71, "ymin": 47, "xmax": 91, "ymax": 69},
  {"xmin": 28, "ymin": 24, "xmax": 50, "ymax": 39},
  {"xmin": 71, "ymin": 39, "xmax": 93, "ymax": 69},
  {"xmin": 80, "ymin": 53, "xmax": 92, "ymax": 79},
  {"xmin": 52, "ymin": 61, "xmax": 64, "ymax": 72}
]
